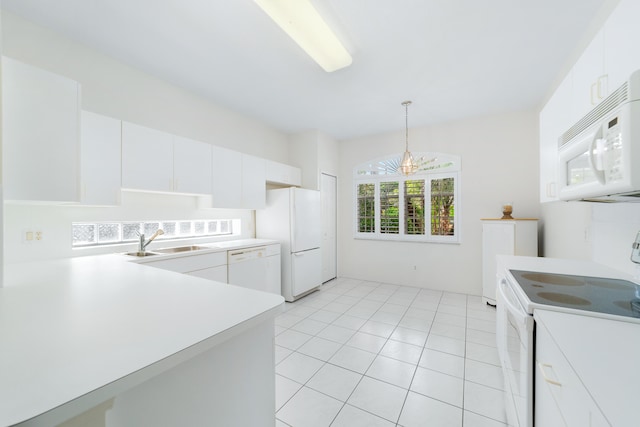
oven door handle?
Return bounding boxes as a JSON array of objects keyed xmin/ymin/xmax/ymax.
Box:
[{"xmin": 498, "ymin": 278, "xmax": 533, "ymax": 332}]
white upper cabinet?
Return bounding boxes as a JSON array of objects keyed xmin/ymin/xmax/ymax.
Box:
[
  {"xmin": 121, "ymin": 121, "xmax": 174, "ymax": 193},
  {"xmin": 570, "ymin": 29, "xmax": 605, "ymax": 124},
  {"xmin": 265, "ymin": 160, "xmax": 302, "ymax": 187},
  {"xmin": 173, "ymin": 136, "xmax": 212, "ymax": 195},
  {"xmin": 211, "ymin": 146, "xmax": 243, "ymax": 207},
  {"xmin": 604, "ymin": 0, "xmax": 640, "ymax": 93},
  {"xmin": 539, "ymin": 73, "xmax": 572, "ymax": 202},
  {"xmin": 123, "ymin": 123, "xmax": 213, "ymax": 195},
  {"xmin": 241, "ymin": 154, "xmax": 266, "ymax": 209},
  {"xmin": 539, "ymin": 0, "xmax": 640, "ymax": 203},
  {"xmin": 2, "ymin": 57, "xmax": 81, "ymax": 202},
  {"xmin": 210, "ymin": 148, "xmax": 266, "ymax": 209},
  {"xmin": 80, "ymin": 111, "xmax": 122, "ymax": 206}
]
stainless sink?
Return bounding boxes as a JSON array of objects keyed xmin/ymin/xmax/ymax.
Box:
[
  {"xmin": 154, "ymin": 245, "xmax": 208, "ymax": 254},
  {"xmin": 124, "ymin": 251, "xmax": 159, "ymax": 257}
]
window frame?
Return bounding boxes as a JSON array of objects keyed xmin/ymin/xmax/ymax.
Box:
[{"xmin": 353, "ymin": 152, "xmax": 461, "ymax": 244}]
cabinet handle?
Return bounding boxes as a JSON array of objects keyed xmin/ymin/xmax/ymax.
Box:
[
  {"xmin": 547, "ymin": 182, "xmax": 556, "ymax": 198},
  {"xmin": 597, "ymin": 74, "xmax": 607, "ymax": 100},
  {"xmin": 537, "ymin": 362, "xmax": 562, "ymax": 386}
]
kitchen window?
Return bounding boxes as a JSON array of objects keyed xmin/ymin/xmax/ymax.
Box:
[
  {"xmin": 72, "ymin": 219, "xmax": 239, "ymax": 247},
  {"xmin": 354, "ymin": 152, "xmax": 460, "ymax": 243}
]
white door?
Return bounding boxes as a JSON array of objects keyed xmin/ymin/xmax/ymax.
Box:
[
  {"xmin": 321, "ymin": 173, "xmax": 337, "ymax": 283},
  {"xmin": 291, "ymin": 188, "xmax": 321, "ymax": 252},
  {"xmin": 291, "ymin": 248, "xmax": 322, "ymax": 297}
]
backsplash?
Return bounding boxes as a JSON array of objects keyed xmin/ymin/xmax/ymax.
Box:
[
  {"xmin": 591, "ymin": 203, "xmax": 640, "ymax": 278},
  {"xmin": 3, "ymin": 191, "xmax": 254, "ymax": 264}
]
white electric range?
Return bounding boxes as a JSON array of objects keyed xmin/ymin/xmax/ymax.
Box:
[{"xmin": 494, "ymin": 255, "xmax": 640, "ymax": 427}]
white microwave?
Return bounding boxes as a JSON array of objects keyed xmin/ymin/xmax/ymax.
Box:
[{"xmin": 558, "ymin": 70, "xmax": 640, "ymax": 202}]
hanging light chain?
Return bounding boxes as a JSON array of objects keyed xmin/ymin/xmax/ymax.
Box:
[{"xmin": 402, "ymin": 100, "xmax": 412, "ymax": 151}]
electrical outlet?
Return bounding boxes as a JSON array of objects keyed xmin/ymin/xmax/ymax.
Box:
[{"xmin": 35, "ymin": 231, "xmax": 43, "ymax": 241}]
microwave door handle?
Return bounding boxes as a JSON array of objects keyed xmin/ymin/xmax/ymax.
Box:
[{"xmin": 588, "ymin": 127, "xmax": 606, "ymax": 185}]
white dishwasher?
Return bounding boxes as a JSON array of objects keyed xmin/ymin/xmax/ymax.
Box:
[{"xmin": 227, "ymin": 244, "xmax": 281, "ymax": 295}]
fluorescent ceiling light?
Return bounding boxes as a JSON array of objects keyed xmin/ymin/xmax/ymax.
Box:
[{"xmin": 254, "ymin": 0, "xmax": 352, "ymax": 72}]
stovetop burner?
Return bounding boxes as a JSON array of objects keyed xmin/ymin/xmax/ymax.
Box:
[{"xmin": 509, "ymin": 270, "xmax": 640, "ymax": 318}]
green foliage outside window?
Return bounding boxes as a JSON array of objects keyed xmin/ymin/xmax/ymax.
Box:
[
  {"xmin": 431, "ymin": 178, "xmax": 455, "ymax": 236},
  {"xmin": 380, "ymin": 182, "xmax": 399, "ymax": 234},
  {"xmin": 405, "ymin": 180, "xmax": 425, "ymax": 235},
  {"xmin": 357, "ymin": 183, "xmax": 375, "ymax": 232}
]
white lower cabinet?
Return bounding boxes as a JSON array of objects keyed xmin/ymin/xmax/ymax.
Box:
[
  {"xmin": 186, "ymin": 265, "xmax": 227, "ymax": 283},
  {"xmin": 535, "ymin": 313, "xmax": 610, "ymax": 427},
  {"xmin": 144, "ymin": 251, "xmax": 227, "ymax": 283}
]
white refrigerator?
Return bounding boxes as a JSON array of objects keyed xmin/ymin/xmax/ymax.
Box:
[{"xmin": 256, "ymin": 188, "xmax": 322, "ymax": 302}]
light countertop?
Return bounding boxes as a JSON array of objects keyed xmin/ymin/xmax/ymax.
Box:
[
  {"xmin": 0, "ymin": 252, "xmax": 284, "ymax": 426},
  {"xmin": 124, "ymin": 238, "xmax": 280, "ymax": 263}
]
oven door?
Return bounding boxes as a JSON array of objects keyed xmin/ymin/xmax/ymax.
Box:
[{"xmin": 497, "ymin": 277, "xmax": 534, "ymax": 427}]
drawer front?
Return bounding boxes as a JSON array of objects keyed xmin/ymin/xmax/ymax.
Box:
[
  {"xmin": 186, "ymin": 265, "xmax": 228, "ymax": 283},
  {"xmin": 266, "ymin": 243, "xmax": 280, "ymax": 257},
  {"xmin": 146, "ymin": 252, "xmax": 226, "ymax": 273},
  {"xmin": 536, "ymin": 321, "xmax": 610, "ymax": 427}
]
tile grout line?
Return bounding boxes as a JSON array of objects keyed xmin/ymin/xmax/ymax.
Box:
[{"xmin": 276, "ymin": 279, "xmax": 498, "ymax": 426}]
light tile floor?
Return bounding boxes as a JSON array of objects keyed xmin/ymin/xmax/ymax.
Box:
[{"xmin": 274, "ymin": 278, "xmax": 506, "ymax": 427}]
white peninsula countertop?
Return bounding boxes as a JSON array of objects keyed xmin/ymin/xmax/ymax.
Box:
[{"xmin": 0, "ymin": 254, "xmax": 284, "ymax": 426}]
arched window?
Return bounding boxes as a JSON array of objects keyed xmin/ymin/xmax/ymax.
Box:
[{"xmin": 353, "ymin": 152, "xmax": 461, "ymax": 243}]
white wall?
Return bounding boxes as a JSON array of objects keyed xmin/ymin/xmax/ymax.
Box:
[
  {"xmin": 2, "ymin": 12, "xmax": 289, "ymax": 161},
  {"xmin": 1, "ymin": 12, "xmax": 291, "ymax": 263},
  {"xmin": 337, "ymin": 111, "xmax": 541, "ymax": 295},
  {"xmin": 289, "ymin": 130, "xmax": 339, "ymax": 190},
  {"xmin": 4, "ymin": 192, "xmax": 254, "ymax": 264},
  {"xmin": 542, "ymin": 202, "xmax": 640, "ymax": 278},
  {"xmin": 540, "ymin": 201, "xmax": 592, "ymax": 260}
]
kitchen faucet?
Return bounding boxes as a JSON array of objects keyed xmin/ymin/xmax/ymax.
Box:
[{"xmin": 137, "ymin": 229, "xmax": 165, "ymax": 254}]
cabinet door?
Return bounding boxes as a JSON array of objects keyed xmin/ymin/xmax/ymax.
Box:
[
  {"xmin": 536, "ymin": 318, "xmax": 610, "ymax": 427},
  {"xmin": 80, "ymin": 111, "xmax": 121, "ymax": 205},
  {"xmin": 539, "ymin": 73, "xmax": 572, "ymax": 202},
  {"xmin": 265, "ymin": 160, "xmax": 302, "ymax": 186},
  {"xmin": 571, "ymin": 29, "xmax": 605, "ymax": 123},
  {"xmin": 173, "ymin": 136, "xmax": 212, "ymax": 195},
  {"xmin": 211, "ymin": 146, "xmax": 242, "ymax": 207},
  {"xmin": 535, "ymin": 361, "xmax": 567, "ymax": 427},
  {"xmin": 604, "ymin": 0, "xmax": 640, "ymax": 93},
  {"xmin": 187, "ymin": 266, "xmax": 227, "ymax": 283},
  {"xmin": 121, "ymin": 121, "xmax": 173, "ymax": 192},
  {"xmin": 241, "ymin": 154, "xmax": 266, "ymax": 209},
  {"xmin": 2, "ymin": 57, "xmax": 80, "ymax": 202}
]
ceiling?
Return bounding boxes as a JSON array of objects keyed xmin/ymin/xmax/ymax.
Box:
[{"xmin": 1, "ymin": 0, "xmax": 609, "ymax": 140}]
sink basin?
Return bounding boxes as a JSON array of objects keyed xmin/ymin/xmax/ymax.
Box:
[
  {"xmin": 124, "ymin": 251, "xmax": 159, "ymax": 257},
  {"xmin": 154, "ymin": 245, "xmax": 208, "ymax": 254}
]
